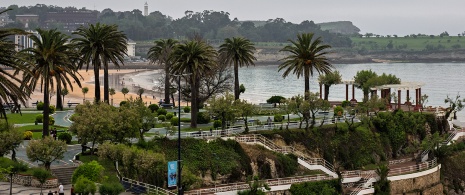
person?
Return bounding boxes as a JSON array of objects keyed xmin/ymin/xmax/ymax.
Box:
[
  {"xmin": 58, "ymin": 183, "xmax": 64, "ymax": 195},
  {"xmin": 47, "ymin": 190, "xmax": 53, "ymax": 195},
  {"xmin": 267, "ymin": 116, "xmax": 272, "ymax": 127},
  {"xmin": 71, "ymin": 184, "xmax": 75, "ymax": 195},
  {"xmin": 53, "ymin": 128, "xmax": 57, "ymax": 140}
]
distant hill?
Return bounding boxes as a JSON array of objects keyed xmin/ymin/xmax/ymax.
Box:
[{"xmin": 318, "ymin": 21, "xmax": 360, "ymax": 35}]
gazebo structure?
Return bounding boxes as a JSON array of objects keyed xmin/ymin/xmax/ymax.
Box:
[
  {"xmin": 370, "ymin": 82, "xmax": 425, "ymax": 111},
  {"xmin": 319, "ymin": 80, "xmax": 358, "ymax": 105}
]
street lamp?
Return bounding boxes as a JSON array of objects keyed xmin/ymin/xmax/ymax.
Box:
[{"xmin": 171, "ymin": 73, "xmax": 191, "ymax": 195}]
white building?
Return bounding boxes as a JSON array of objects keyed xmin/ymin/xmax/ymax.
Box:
[
  {"xmin": 127, "ymin": 39, "xmax": 136, "ymax": 57},
  {"xmin": 15, "ymin": 30, "xmax": 40, "ymax": 51},
  {"xmin": 0, "ymin": 8, "xmax": 14, "ymax": 27}
]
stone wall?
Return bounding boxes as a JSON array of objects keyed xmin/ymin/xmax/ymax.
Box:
[
  {"xmin": 390, "ymin": 166, "xmax": 442, "ymax": 195},
  {"xmin": 9, "ymin": 174, "xmax": 58, "ymax": 188}
]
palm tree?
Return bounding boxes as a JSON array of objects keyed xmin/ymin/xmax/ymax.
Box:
[
  {"xmin": 73, "ymin": 23, "xmax": 127, "ymax": 103},
  {"xmin": 61, "ymin": 88, "xmax": 69, "ymax": 108},
  {"xmin": 219, "ymin": 37, "xmax": 256, "ymax": 100},
  {"xmin": 109, "ymin": 88, "xmax": 115, "ymax": 105},
  {"xmin": 21, "ymin": 29, "xmax": 81, "ymax": 137},
  {"xmin": 318, "ymin": 70, "xmax": 342, "ymax": 100},
  {"xmin": 171, "ymin": 40, "xmax": 217, "ymax": 128},
  {"xmin": 147, "ymin": 38, "xmax": 178, "ymax": 104},
  {"xmin": 279, "ymin": 33, "xmax": 333, "ymax": 99},
  {"xmin": 82, "ymin": 87, "xmax": 89, "ymax": 101},
  {"xmin": 0, "ymin": 10, "xmax": 31, "ymax": 121},
  {"xmin": 121, "ymin": 87, "xmax": 129, "ymax": 99}
]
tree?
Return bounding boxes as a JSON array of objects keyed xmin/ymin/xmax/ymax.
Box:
[
  {"xmin": 61, "ymin": 88, "xmax": 69, "ymax": 109},
  {"xmin": 21, "ymin": 29, "xmax": 81, "ymax": 137},
  {"xmin": 266, "ymin": 96, "xmax": 286, "ymax": 107},
  {"xmin": 444, "ymin": 93, "xmax": 465, "ymax": 120},
  {"xmin": 0, "ymin": 10, "xmax": 31, "ymax": 121},
  {"xmin": 109, "ymin": 88, "xmax": 115, "ymax": 105},
  {"xmin": 238, "ymin": 176, "xmax": 270, "ymax": 195},
  {"xmin": 74, "ymin": 176, "xmax": 97, "ymax": 195},
  {"xmin": 233, "ymin": 99, "xmax": 256, "ymax": 132},
  {"xmin": 137, "ymin": 88, "xmax": 145, "ymax": 99},
  {"xmin": 318, "ymin": 71, "xmax": 342, "ymax": 100},
  {"xmin": 148, "ymin": 38, "xmax": 178, "ymax": 104},
  {"xmin": 111, "ymin": 99, "xmax": 140, "ymax": 143},
  {"xmin": 72, "ymin": 160, "xmax": 105, "ymax": 184},
  {"xmin": 69, "ymin": 102, "xmax": 115, "ymax": 154},
  {"xmin": 374, "ymin": 164, "xmax": 390, "ymax": 195},
  {"xmin": 26, "ymin": 136, "xmax": 67, "ymax": 170},
  {"xmin": 73, "ymin": 23, "xmax": 127, "ymax": 103},
  {"xmin": 304, "ymin": 92, "xmax": 330, "ymax": 130},
  {"xmin": 0, "ymin": 121, "xmax": 23, "ymax": 161},
  {"xmin": 354, "ymin": 70, "xmax": 378, "ymax": 101},
  {"xmin": 32, "ymin": 168, "xmax": 52, "ymax": 195},
  {"xmin": 206, "ymin": 93, "xmax": 236, "ymax": 130},
  {"xmin": 279, "ymin": 33, "xmax": 333, "ymax": 99},
  {"xmin": 121, "ymin": 87, "xmax": 129, "ymax": 99},
  {"xmin": 171, "ymin": 40, "xmax": 217, "ymax": 128},
  {"xmin": 219, "ymin": 37, "xmax": 256, "ymax": 100},
  {"xmin": 82, "ymin": 87, "xmax": 89, "ymax": 101}
]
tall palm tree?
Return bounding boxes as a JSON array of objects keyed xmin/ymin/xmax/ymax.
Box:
[
  {"xmin": 73, "ymin": 23, "xmax": 127, "ymax": 103},
  {"xmin": 0, "ymin": 9, "xmax": 31, "ymax": 121},
  {"xmin": 219, "ymin": 37, "xmax": 256, "ymax": 100},
  {"xmin": 279, "ymin": 33, "xmax": 333, "ymax": 99},
  {"xmin": 20, "ymin": 29, "xmax": 82, "ymax": 137},
  {"xmin": 147, "ymin": 38, "xmax": 178, "ymax": 104},
  {"xmin": 171, "ymin": 40, "xmax": 217, "ymax": 128}
]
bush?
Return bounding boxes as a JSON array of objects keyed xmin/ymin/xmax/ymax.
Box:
[
  {"xmin": 148, "ymin": 104, "xmax": 159, "ymax": 113},
  {"xmin": 58, "ymin": 132, "xmax": 72, "ymax": 144},
  {"xmin": 213, "ymin": 120, "xmax": 222, "ymax": 128},
  {"xmin": 166, "ymin": 113, "xmax": 174, "ymax": 120},
  {"xmin": 36, "ymin": 101, "xmax": 44, "ymax": 110},
  {"xmin": 181, "ymin": 118, "xmax": 191, "ymax": 123},
  {"xmin": 36, "ymin": 114, "xmax": 43, "ymax": 123},
  {"xmin": 49, "ymin": 105, "xmax": 56, "ymax": 114},
  {"xmin": 157, "ymin": 115, "xmax": 166, "ymax": 122},
  {"xmin": 24, "ymin": 131, "xmax": 33, "ymax": 140},
  {"xmin": 183, "ymin": 106, "xmax": 191, "ymax": 113},
  {"xmin": 98, "ymin": 182, "xmax": 125, "ymax": 195},
  {"xmin": 72, "ymin": 161, "xmax": 104, "ymax": 184},
  {"xmin": 119, "ymin": 101, "xmax": 128, "ymax": 107},
  {"xmin": 49, "ymin": 116, "xmax": 55, "ymax": 126},
  {"xmin": 171, "ymin": 117, "xmax": 179, "ymax": 126},
  {"xmin": 197, "ymin": 112, "xmax": 211, "ymax": 124},
  {"xmin": 69, "ymin": 114, "xmax": 77, "ymax": 122},
  {"xmin": 74, "ymin": 176, "xmax": 97, "ymax": 195},
  {"xmin": 334, "ymin": 106, "xmax": 344, "ymax": 117},
  {"xmin": 157, "ymin": 108, "xmax": 167, "ymax": 116},
  {"xmin": 341, "ymin": 100, "xmax": 351, "ymax": 108},
  {"xmin": 274, "ymin": 114, "xmax": 284, "ymax": 122}
]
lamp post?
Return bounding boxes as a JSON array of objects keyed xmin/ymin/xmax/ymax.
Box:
[{"xmin": 171, "ymin": 73, "xmax": 190, "ymax": 195}]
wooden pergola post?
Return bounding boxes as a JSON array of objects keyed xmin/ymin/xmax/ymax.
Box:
[{"xmin": 398, "ymin": 90, "xmax": 401, "ymax": 110}]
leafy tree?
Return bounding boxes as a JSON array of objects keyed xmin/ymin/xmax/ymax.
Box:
[
  {"xmin": 219, "ymin": 37, "xmax": 256, "ymax": 100},
  {"xmin": 61, "ymin": 88, "xmax": 69, "ymax": 109},
  {"xmin": 98, "ymin": 182, "xmax": 125, "ymax": 195},
  {"xmin": 137, "ymin": 88, "xmax": 145, "ymax": 99},
  {"xmin": 318, "ymin": 70, "xmax": 342, "ymax": 100},
  {"xmin": 32, "ymin": 168, "xmax": 53, "ymax": 195},
  {"xmin": 279, "ymin": 33, "xmax": 333, "ymax": 98},
  {"xmin": 444, "ymin": 93, "xmax": 465, "ymax": 120},
  {"xmin": 0, "ymin": 121, "xmax": 23, "ymax": 161},
  {"xmin": 74, "ymin": 176, "xmax": 97, "ymax": 195},
  {"xmin": 73, "ymin": 23, "xmax": 128, "ymax": 103},
  {"xmin": 290, "ymin": 180, "xmax": 340, "ymax": 195},
  {"xmin": 304, "ymin": 92, "xmax": 330, "ymax": 130},
  {"xmin": 121, "ymin": 87, "xmax": 129, "ymax": 99},
  {"xmin": 109, "ymin": 88, "xmax": 116, "ymax": 105},
  {"xmin": 239, "ymin": 84, "xmax": 246, "ymax": 94},
  {"xmin": 374, "ymin": 164, "xmax": 390, "ymax": 195},
  {"xmin": 21, "ymin": 29, "xmax": 81, "ymax": 137},
  {"xmin": 148, "ymin": 38, "xmax": 178, "ymax": 104},
  {"xmin": 112, "ymin": 98, "xmax": 141, "ymax": 143},
  {"xmin": 0, "ymin": 9, "xmax": 31, "ymax": 122},
  {"xmin": 82, "ymin": 87, "xmax": 89, "ymax": 101},
  {"xmin": 354, "ymin": 70, "xmax": 378, "ymax": 101},
  {"xmin": 238, "ymin": 176, "xmax": 270, "ymax": 195},
  {"xmin": 287, "ymin": 95, "xmax": 305, "ymax": 129},
  {"xmin": 171, "ymin": 40, "xmax": 217, "ymax": 128},
  {"xmin": 69, "ymin": 102, "xmax": 115, "ymax": 154},
  {"xmin": 421, "ymin": 132, "xmax": 443, "ymax": 158},
  {"xmin": 266, "ymin": 96, "xmax": 286, "ymax": 107},
  {"xmin": 26, "ymin": 136, "xmax": 67, "ymax": 170},
  {"xmin": 206, "ymin": 93, "xmax": 236, "ymax": 130},
  {"xmin": 233, "ymin": 99, "xmax": 256, "ymax": 132},
  {"xmin": 72, "ymin": 160, "xmax": 105, "ymax": 184}
]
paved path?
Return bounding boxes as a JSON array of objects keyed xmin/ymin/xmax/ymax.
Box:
[
  {"xmin": 0, "ymin": 182, "xmax": 133, "ymax": 195},
  {"xmin": 8, "ymin": 142, "xmax": 82, "ymax": 167}
]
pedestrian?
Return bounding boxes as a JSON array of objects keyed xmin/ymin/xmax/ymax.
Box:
[
  {"xmin": 267, "ymin": 116, "xmax": 272, "ymax": 126},
  {"xmin": 47, "ymin": 190, "xmax": 53, "ymax": 195},
  {"xmin": 58, "ymin": 183, "xmax": 64, "ymax": 195},
  {"xmin": 71, "ymin": 184, "xmax": 75, "ymax": 195},
  {"xmin": 53, "ymin": 128, "xmax": 57, "ymax": 140}
]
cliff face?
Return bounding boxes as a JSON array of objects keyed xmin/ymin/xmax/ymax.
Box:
[
  {"xmin": 441, "ymin": 150, "xmax": 465, "ymax": 194},
  {"xmin": 390, "ymin": 167, "xmax": 443, "ymax": 195}
]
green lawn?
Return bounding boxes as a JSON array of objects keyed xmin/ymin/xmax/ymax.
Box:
[
  {"xmin": 351, "ymin": 36, "xmax": 465, "ymax": 51},
  {"xmin": 5, "ymin": 113, "xmax": 39, "ymax": 124}
]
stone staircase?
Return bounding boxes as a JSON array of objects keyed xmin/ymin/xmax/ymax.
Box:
[{"xmin": 51, "ymin": 166, "xmax": 77, "ymax": 185}]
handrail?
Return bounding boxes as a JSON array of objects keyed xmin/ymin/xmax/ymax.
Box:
[
  {"xmin": 388, "ymin": 157, "xmax": 437, "ymax": 176},
  {"xmin": 121, "ymin": 177, "xmax": 176, "ymax": 195},
  {"xmin": 350, "ymin": 171, "xmax": 374, "ymax": 195},
  {"xmin": 388, "ymin": 158, "xmax": 414, "ymax": 165}
]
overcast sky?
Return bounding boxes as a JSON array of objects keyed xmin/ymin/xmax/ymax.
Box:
[{"xmin": 3, "ymin": 0, "xmax": 465, "ymax": 36}]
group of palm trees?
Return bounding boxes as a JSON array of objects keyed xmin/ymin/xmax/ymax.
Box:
[{"xmin": 1, "ymin": 7, "xmax": 334, "ymax": 134}]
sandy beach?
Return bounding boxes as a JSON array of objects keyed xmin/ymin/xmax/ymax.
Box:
[{"xmin": 9, "ymin": 69, "xmax": 186, "ymax": 108}]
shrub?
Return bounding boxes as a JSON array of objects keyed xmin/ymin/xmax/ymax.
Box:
[
  {"xmin": 69, "ymin": 114, "xmax": 77, "ymax": 121},
  {"xmin": 49, "ymin": 105, "xmax": 56, "ymax": 114},
  {"xmin": 213, "ymin": 120, "xmax": 222, "ymax": 129},
  {"xmin": 72, "ymin": 160, "xmax": 104, "ymax": 184},
  {"xmin": 36, "ymin": 114, "xmax": 43, "ymax": 123},
  {"xmin": 158, "ymin": 115, "xmax": 166, "ymax": 122},
  {"xmin": 49, "ymin": 116, "xmax": 55, "ymax": 125},
  {"xmin": 183, "ymin": 106, "xmax": 191, "ymax": 113},
  {"xmin": 36, "ymin": 101, "xmax": 44, "ymax": 110},
  {"xmin": 274, "ymin": 114, "xmax": 284, "ymax": 122},
  {"xmin": 170, "ymin": 117, "xmax": 179, "ymax": 126},
  {"xmin": 334, "ymin": 106, "xmax": 344, "ymax": 117},
  {"xmin": 197, "ymin": 112, "xmax": 211, "ymax": 124},
  {"xmin": 341, "ymin": 100, "xmax": 351, "ymax": 108},
  {"xmin": 74, "ymin": 176, "xmax": 97, "ymax": 195},
  {"xmin": 119, "ymin": 101, "xmax": 128, "ymax": 107},
  {"xmin": 181, "ymin": 118, "xmax": 191, "ymax": 123},
  {"xmin": 148, "ymin": 104, "xmax": 159, "ymax": 113},
  {"xmin": 98, "ymin": 182, "xmax": 125, "ymax": 195},
  {"xmin": 58, "ymin": 132, "xmax": 72, "ymax": 144},
  {"xmin": 157, "ymin": 108, "xmax": 167, "ymax": 116},
  {"xmin": 24, "ymin": 131, "xmax": 33, "ymax": 140},
  {"xmin": 166, "ymin": 113, "xmax": 174, "ymax": 120}
]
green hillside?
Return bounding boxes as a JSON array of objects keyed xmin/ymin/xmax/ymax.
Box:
[{"xmin": 351, "ymin": 36, "xmax": 465, "ymax": 51}]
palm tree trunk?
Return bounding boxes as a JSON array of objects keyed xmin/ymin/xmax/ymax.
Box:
[
  {"xmin": 190, "ymin": 76, "xmax": 199, "ymax": 128},
  {"xmin": 304, "ymin": 66, "xmax": 310, "ymax": 99},
  {"xmin": 43, "ymin": 77, "xmax": 50, "ymax": 137},
  {"xmin": 164, "ymin": 65, "xmax": 170, "ymax": 104},
  {"xmin": 56, "ymin": 81, "xmax": 63, "ymax": 111},
  {"xmin": 94, "ymin": 63, "xmax": 101, "ymax": 102},
  {"xmin": 234, "ymin": 62, "xmax": 240, "ymax": 100},
  {"xmin": 104, "ymin": 64, "xmax": 109, "ymax": 104},
  {"xmin": 324, "ymin": 84, "xmax": 330, "ymax": 100}
]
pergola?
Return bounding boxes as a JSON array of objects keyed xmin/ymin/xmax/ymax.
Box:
[
  {"xmin": 370, "ymin": 82, "xmax": 425, "ymax": 110},
  {"xmin": 319, "ymin": 80, "xmax": 358, "ymax": 102}
]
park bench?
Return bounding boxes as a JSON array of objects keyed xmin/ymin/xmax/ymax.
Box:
[
  {"xmin": 160, "ymin": 103, "xmax": 173, "ymax": 109},
  {"xmin": 67, "ymin": 102, "xmax": 80, "ymax": 108}
]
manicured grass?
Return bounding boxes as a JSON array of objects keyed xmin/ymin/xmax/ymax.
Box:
[{"xmin": 5, "ymin": 113, "xmax": 39, "ymax": 124}]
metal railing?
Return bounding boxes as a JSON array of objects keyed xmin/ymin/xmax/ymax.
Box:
[
  {"xmin": 388, "ymin": 158, "xmax": 414, "ymax": 165},
  {"xmin": 121, "ymin": 177, "xmax": 176, "ymax": 195},
  {"xmin": 298, "ymin": 155, "xmax": 335, "ymax": 173},
  {"xmin": 388, "ymin": 158, "xmax": 437, "ymax": 176},
  {"xmin": 350, "ymin": 171, "xmax": 375, "ymax": 195}
]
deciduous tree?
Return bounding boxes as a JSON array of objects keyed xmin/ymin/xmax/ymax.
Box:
[{"xmin": 26, "ymin": 136, "xmax": 67, "ymax": 170}]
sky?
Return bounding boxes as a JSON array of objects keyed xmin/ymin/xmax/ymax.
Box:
[{"xmin": 2, "ymin": 0, "xmax": 465, "ymax": 36}]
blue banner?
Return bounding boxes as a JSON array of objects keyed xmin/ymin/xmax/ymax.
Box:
[{"xmin": 168, "ymin": 161, "xmax": 177, "ymax": 187}]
